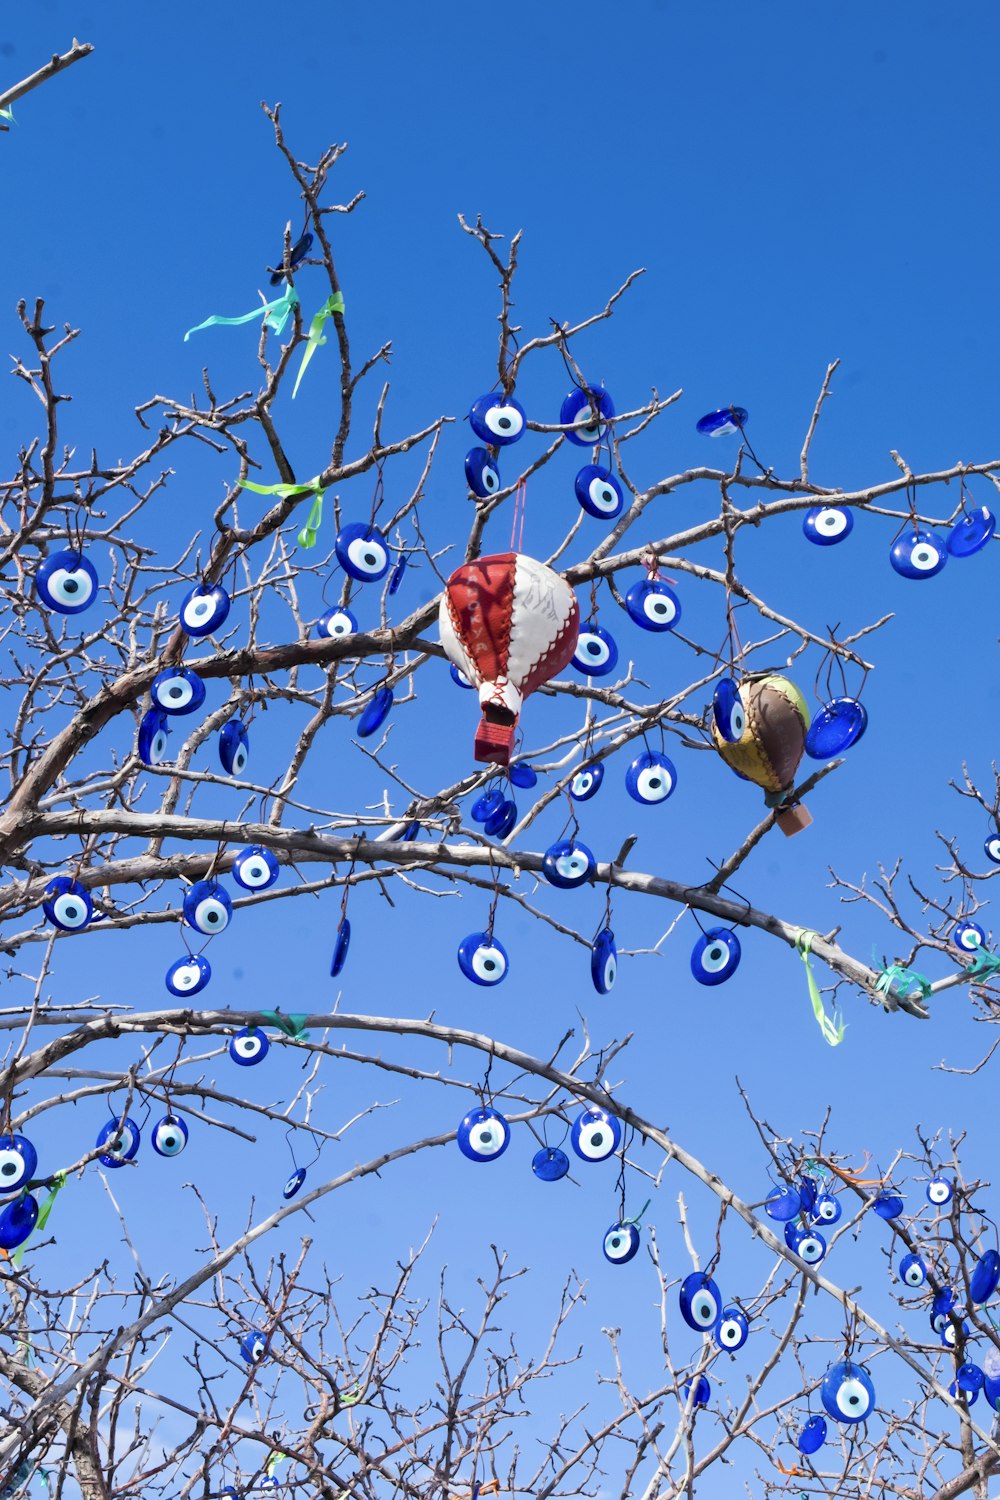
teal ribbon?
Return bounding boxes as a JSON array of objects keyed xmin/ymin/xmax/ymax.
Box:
[
  {"xmin": 794, "ymin": 931, "xmax": 846, "ymax": 1046},
  {"xmin": 966, "ymin": 947, "xmax": 1000, "ymax": 979},
  {"xmin": 292, "ymin": 292, "xmax": 345, "ymax": 399},
  {"xmin": 873, "ymin": 962, "xmax": 932, "ymax": 1006},
  {"xmin": 259, "ymin": 1010, "xmax": 310, "ymax": 1040},
  {"xmin": 184, "ymin": 285, "xmax": 299, "ymax": 342},
  {"xmin": 240, "ymin": 475, "xmax": 326, "ymax": 547}
]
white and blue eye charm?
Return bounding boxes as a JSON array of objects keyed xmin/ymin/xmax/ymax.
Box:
[
  {"xmin": 889, "ymin": 526, "xmax": 948, "ymax": 579},
  {"xmin": 712, "ymin": 679, "xmax": 745, "ymax": 743},
  {"xmin": 232, "ymin": 845, "xmax": 279, "ymax": 892},
  {"xmin": 219, "ymin": 719, "xmax": 249, "ymax": 776},
  {"xmin": 468, "ymin": 393, "xmax": 526, "ymax": 446},
  {"xmin": 543, "ymin": 839, "xmax": 596, "ymax": 889},
  {"xmin": 572, "ymin": 621, "xmax": 619, "ymax": 677},
  {"xmin": 465, "ymin": 447, "xmax": 501, "ymax": 497},
  {"xmin": 715, "ymin": 1306, "xmax": 749, "ymax": 1352},
  {"xmin": 813, "ymin": 1193, "xmax": 842, "ymax": 1225},
  {"xmin": 96, "ymin": 1116, "xmax": 141, "ymax": 1168},
  {"xmin": 603, "ymin": 1222, "xmax": 640, "ymax": 1265},
  {"xmin": 165, "ymin": 953, "xmax": 212, "ymax": 997},
  {"xmin": 138, "ymin": 708, "xmax": 170, "ymax": 765},
  {"xmin": 985, "ymin": 832, "xmax": 1000, "ymax": 866},
  {"xmin": 179, "ymin": 582, "xmax": 230, "ymax": 637},
  {"xmin": 678, "ymin": 1272, "xmax": 721, "ymax": 1332},
  {"xmin": 229, "ymin": 1027, "xmax": 270, "ymax": 1066},
  {"xmin": 927, "ymin": 1176, "xmax": 954, "ymax": 1207},
  {"xmin": 43, "ymin": 876, "xmax": 93, "ymax": 932},
  {"xmin": 35, "ymin": 548, "xmax": 99, "ymax": 614},
  {"xmin": 571, "ymin": 1107, "xmax": 621, "ymax": 1163},
  {"xmin": 803, "ymin": 506, "xmax": 854, "ymax": 546},
  {"xmin": 952, "ymin": 920, "xmax": 986, "ymax": 953},
  {"xmin": 625, "ymin": 578, "xmax": 681, "ymax": 632},
  {"xmin": 625, "ymin": 751, "xmax": 676, "ymax": 806},
  {"xmin": 575, "ymin": 465, "xmax": 623, "ymax": 520},
  {"xmin": 358, "ymin": 686, "xmax": 393, "ymax": 737},
  {"xmin": 239, "ymin": 1329, "xmax": 269, "ymax": 1365},
  {"xmin": 591, "ymin": 928, "xmax": 617, "ymax": 994},
  {"xmin": 570, "ymin": 763, "xmax": 604, "ymax": 801},
  {"xmin": 315, "ymin": 605, "xmax": 357, "ymax": 640},
  {"xmin": 0, "ymin": 1134, "xmax": 38, "ymax": 1195},
  {"xmin": 335, "ymin": 522, "xmax": 391, "ymax": 582},
  {"xmin": 451, "ymin": 663, "xmax": 475, "ymax": 689},
  {"xmin": 183, "ymin": 879, "xmax": 232, "ymax": 936},
  {"xmin": 821, "ymin": 1359, "xmax": 876, "ymax": 1425},
  {"xmin": 456, "ymin": 1105, "xmax": 511, "ymax": 1163},
  {"xmin": 560, "ymin": 385, "xmax": 615, "ymax": 446},
  {"xmin": 532, "ymin": 1146, "xmax": 570, "ymax": 1182},
  {"xmin": 330, "ymin": 917, "xmax": 351, "ymax": 978},
  {"xmin": 898, "ymin": 1251, "xmax": 928, "ymax": 1288},
  {"xmin": 151, "ymin": 1114, "xmax": 189, "ymax": 1158},
  {"xmin": 690, "ymin": 928, "xmax": 741, "ymax": 986},
  {"xmin": 151, "ymin": 667, "xmax": 206, "ymax": 716},
  {"xmin": 283, "ymin": 1166, "xmax": 307, "ymax": 1200},
  {"xmin": 785, "ymin": 1223, "xmax": 827, "ymax": 1265},
  {"xmin": 388, "ymin": 556, "xmax": 407, "ymax": 595},
  {"xmin": 457, "ymin": 931, "xmax": 509, "ymax": 986},
  {"xmin": 696, "ymin": 406, "xmax": 747, "ymax": 436}
]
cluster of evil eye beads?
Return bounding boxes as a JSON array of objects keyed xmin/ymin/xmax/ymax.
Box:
[
  {"xmin": 464, "ymin": 383, "xmax": 620, "ymax": 513},
  {"xmin": 42, "ymin": 844, "xmax": 282, "ymax": 1001},
  {"xmin": 0, "ymin": 1118, "xmax": 189, "ymax": 1254},
  {"xmin": 693, "ymin": 405, "xmax": 997, "ymax": 572},
  {"xmin": 456, "ymin": 1103, "xmax": 642, "ymax": 1264},
  {"xmin": 37, "ymin": 510, "xmax": 405, "ymax": 778}
]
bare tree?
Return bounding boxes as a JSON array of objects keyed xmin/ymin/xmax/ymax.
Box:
[{"xmin": 3, "ymin": 72, "xmax": 1000, "ymax": 1500}]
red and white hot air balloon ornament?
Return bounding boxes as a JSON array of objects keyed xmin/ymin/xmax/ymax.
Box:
[{"xmin": 439, "ymin": 552, "xmax": 579, "ymax": 765}]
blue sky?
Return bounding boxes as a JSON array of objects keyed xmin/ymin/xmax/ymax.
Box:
[{"xmin": 4, "ymin": 0, "xmax": 1000, "ymax": 1486}]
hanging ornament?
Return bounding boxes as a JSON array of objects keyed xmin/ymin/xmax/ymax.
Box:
[
  {"xmin": 335, "ymin": 522, "xmax": 390, "ymax": 582},
  {"xmin": 575, "ymin": 465, "xmax": 623, "ymax": 520},
  {"xmin": 531, "ymin": 1146, "xmax": 569, "ymax": 1182},
  {"xmin": 468, "ymin": 394, "xmax": 526, "ymax": 446},
  {"xmin": 357, "ymin": 686, "xmax": 393, "ymax": 737},
  {"xmin": 898, "ymin": 1251, "xmax": 928, "ymax": 1287},
  {"xmin": 690, "ymin": 927, "xmax": 741, "ymax": 985},
  {"xmin": 95, "ymin": 1117, "xmax": 141, "ymax": 1168},
  {"xmin": 315, "ymin": 606, "xmax": 357, "ymax": 640},
  {"xmin": 183, "ymin": 879, "xmax": 232, "ymax": 935},
  {"xmin": 232, "ymin": 846, "xmax": 279, "ymax": 891},
  {"xmin": 439, "ymin": 553, "xmax": 579, "ymax": 765},
  {"xmin": 797, "ymin": 1415, "xmax": 827, "ymax": 1454},
  {"xmin": 151, "ymin": 1115, "xmax": 189, "ymax": 1158},
  {"xmin": 138, "ymin": 708, "xmax": 170, "ymax": 765},
  {"xmin": 714, "ymin": 1306, "xmax": 749, "ymax": 1351},
  {"xmin": 165, "ymin": 953, "xmax": 212, "ymax": 996},
  {"xmin": 456, "ymin": 1106, "xmax": 511, "ymax": 1162},
  {"xmin": 457, "ymin": 931, "xmax": 509, "ymax": 986},
  {"xmin": 570, "ymin": 763, "xmax": 604, "ymax": 801},
  {"xmin": 625, "ymin": 751, "xmax": 676, "ymax": 805},
  {"xmin": 465, "ymin": 448, "xmax": 501, "ymax": 498},
  {"xmin": 696, "ymin": 406, "xmax": 747, "ymax": 436},
  {"xmin": 572, "ymin": 621, "xmax": 619, "ymax": 677},
  {"xmin": 948, "ymin": 504, "xmax": 995, "ymax": 557},
  {"xmin": 0, "ymin": 1195, "xmax": 39, "ymax": 1251},
  {"xmin": 269, "ymin": 229, "xmax": 313, "ymax": 285},
  {"xmin": 35, "ymin": 549, "xmax": 99, "ymax": 614},
  {"xmin": 330, "ymin": 918, "xmax": 351, "ymax": 977},
  {"xmin": 804, "ymin": 697, "xmax": 867, "ymax": 759},
  {"xmin": 151, "ymin": 668, "xmax": 206, "ymax": 717},
  {"xmin": 179, "ymin": 582, "xmax": 231, "ymax": 638},
  {"xmin": 542, "ymin": 838, "xmax": 595, "ymax": 889},
  {"xmin": 802, "ymin": 506, "xmax": 854, "ymax": 546},
  {"xmin": 602, "ymin": 1221, "xmax": 641, "ymax": 1264},
  {"xmin": 889, "ymin": 525, "xmax": 948, "ymax": 579},
  {"xmin": 43, "ymin": 876, "xmax": 93, "ymax": 932},
  {"xmin": 219, "ymin": 719, "xmax": 249, "ymax": 776},
  {"xmin": 710, "ymin": 675, "xmax": 812, "ymax": 835},
  {"xmin": 591, "ymin": 928, "xmax": 617, "ymax": 994},
  {"xmin": 678, "ymin": 1272, "xmax": 721, "ymax": 1331},
  {"xmin": 560, "ymin": 385, "xmax": 614, "ymax": 446},
  {"xmin": 0, "ymin": 1135, "xmax": 37, "ymax": 1195},
  {"xmin": 820, "ymin": 1360, "xmax": 875, "ymax": 1424}
]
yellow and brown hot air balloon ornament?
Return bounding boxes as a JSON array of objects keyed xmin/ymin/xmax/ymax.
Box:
[{"xmin": 710, "ymin": 673, "xmax": 813, "ymax": 835}]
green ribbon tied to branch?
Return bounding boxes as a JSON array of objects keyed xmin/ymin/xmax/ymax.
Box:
[
  {"xmin": 258, "ymin": 1010, "xmax": 310, "ymax": 1040},
  {"xmin": 966, "ymin": 946, "xmax": 1000, "ymax": 980},
  {"xmin": 873, "ymin": 961, "xmax": 933, "ymax": 1008},
  {"xmin": 184, "ymin": 284, "xmax": 299, "ymax": 342},
  {"xmin": 12, "ymin": 1172, "xmax": 67, "ymax": 1268},
  {"xmin": 292, "ymin": 292, "xmax": 345, "ymax": 399},
  {"xmin": 794, "ymin": 931, "xmax": 846, "ymax": 1047},
  {"xmin": 0, "ymin": 107, "xmax": 15, "ymax": 125},
  {"xmin": 266, "ymin": 1453, "xmax": 288, "ymax": 1479},
  {"xmin": 240, "ymin": 475, "xmax": 326, "ymax": 548}
]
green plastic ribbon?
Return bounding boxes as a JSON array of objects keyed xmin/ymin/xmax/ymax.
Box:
[
  {"xmin": 794, "ymin": 931, "xmax": 846, "ymax": 1047},
  {"xmin": 259, "ymin": 1009, "xmax": 310, "ymax": 1040},
  {"xmin": 292, "ymin": 292, "xmax": 345, "ymax": 399},
  {"xmin": 184, "ymin": 285, "xmax": 299, "ymax": 342},
  {"xmin": 266, "ymin": 1453, "xmax": 287, "ymax": 1479},
  {"xmin": 873, "ymin": 962, "xmax": 932, "ymax": 1006},
  {"xmin": 0, "ymin": 107, "xmax": 14, "ymax": 125},
  {"xmin": 12, "ymin": 1172, "xmax": 66, "ymax": 1268},
  {"xmin": 240, "ymin": 476, "xmax": 326, "ymax": 547},
  {"xmin": 966, "ymin": 947, "xmax": 1000, "ymax": 980}
]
